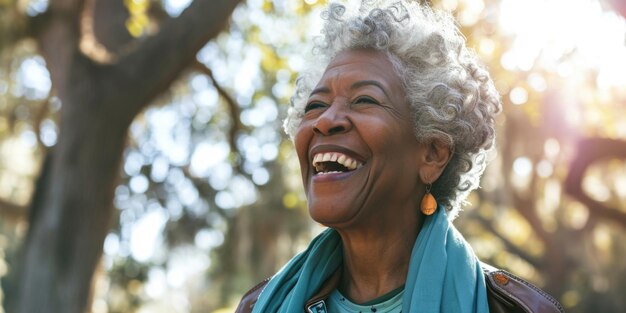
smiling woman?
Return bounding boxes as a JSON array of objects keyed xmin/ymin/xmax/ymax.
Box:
[
  {"xmin": 296, "ymin": 49, "xmax": 426, "ymax": 228},
  {"xmin": 237, "ymin": 1, "xmax": 563, "ymax": 313}
]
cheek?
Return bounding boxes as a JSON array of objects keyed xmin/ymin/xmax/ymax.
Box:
[
  {"xmin": 363, "ymin": 118, "xmax": 408, "ymax": 145},
  {"xmin": 293, "ymin": 125, "xmax": 311, "ymax": 166},
  {"xmin": 367, "ymin": 123, "xmax": 418, "ymax": 160}
]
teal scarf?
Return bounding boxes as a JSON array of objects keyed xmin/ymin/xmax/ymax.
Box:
[{"xmin": 252, "ymin": 207, "xmax": 489, "ymax": 313}]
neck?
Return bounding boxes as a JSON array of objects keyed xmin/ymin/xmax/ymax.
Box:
[{"xmin": 335, "ymin": 209, "xmax": 423, "ymax": 304}]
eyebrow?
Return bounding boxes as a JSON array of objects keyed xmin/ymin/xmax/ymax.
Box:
[
  {"xmin": 350, "ymin": 80, "xmax": 390, "ymax": 99},
  {"xmin": 309, "ymin": 80, "xmax": 390, "ymax": 98},
  {"xmin": 309, "ymin": 86, "xmax": 330, "ymax": 97}
]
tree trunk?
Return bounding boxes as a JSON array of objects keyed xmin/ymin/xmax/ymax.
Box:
[
  {"xmin": 17, "ymin": 56, "xmax": 129, "ymax": 312},
  {"xmin": 8, "ymin": 1, "xmax": 241, "ymax": 312}
]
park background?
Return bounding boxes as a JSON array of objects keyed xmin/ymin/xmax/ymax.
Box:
[{"xmin": 1, "ymin": 0, "xmax": 625, "ymax": 312}]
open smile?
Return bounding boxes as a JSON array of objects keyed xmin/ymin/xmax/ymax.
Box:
[{"xmin": 311, "ymin": 151, "xmax": 364, "ymax": 175}]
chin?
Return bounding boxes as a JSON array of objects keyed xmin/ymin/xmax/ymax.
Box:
[{"xmin": 308, "ymin": 201, "xmax": 358, "ymax": 228}]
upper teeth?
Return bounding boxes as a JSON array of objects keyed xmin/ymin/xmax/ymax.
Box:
[{"xmin": 312, "ymin": 152, "xmax": 363, "ymax": 173}]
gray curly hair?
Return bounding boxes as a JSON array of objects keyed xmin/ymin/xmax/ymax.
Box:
[{"xmin": 284, "ymin": 0, "xmax": 501, "ymax": 219}]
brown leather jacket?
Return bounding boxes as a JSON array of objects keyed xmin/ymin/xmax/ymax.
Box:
[{"xmin": 235, "ymin": 263, "xmax": 564, "ymax": 313}]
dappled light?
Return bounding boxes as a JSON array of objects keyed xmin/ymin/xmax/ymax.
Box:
[{"xmin": 1, "ymin": 0, "xmax": 626, "ymax": 312}]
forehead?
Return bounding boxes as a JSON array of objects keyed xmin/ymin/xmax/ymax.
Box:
[{"xmin": 316, "ymin": 49, "xmax": 403, "ymax": 90}]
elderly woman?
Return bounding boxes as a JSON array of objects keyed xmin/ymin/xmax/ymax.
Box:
[{"xmin": 237, "ymin": 1, "xmax": 563, "ymax": 312}]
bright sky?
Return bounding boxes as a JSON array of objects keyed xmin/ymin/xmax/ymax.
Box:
[{"xmin": 499, "ymin": 0, "xmax": 626, "ymax": 89}]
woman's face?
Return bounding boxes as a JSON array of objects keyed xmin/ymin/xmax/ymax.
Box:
[{"xmin": 295, "ymin": 49, "xmax": 427, "ymax": 229}]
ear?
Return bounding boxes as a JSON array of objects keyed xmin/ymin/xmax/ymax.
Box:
[{"xmin": 417, "ymin": 138, "xmax": 452, "ymax": 184}]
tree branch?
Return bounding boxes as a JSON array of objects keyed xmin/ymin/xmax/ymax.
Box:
[
  {"xmin": 90, "ymin": 0, "xmax": 133, "ymax": 56},
  {"xmin": 38, "ymin": 0, "xmax": 87, "ymax": 99},
  {"xmin": 565, "ymin": 137, "xmax": 626, "ymax": 228},
  {"xmin": 192, "ymin": 60, "xmax": 243, "ymax": 157},
  {"xmin": 110, "ymin": 0, "xmax": 242, "ymax": 118},
  {"xmin": 473, "ymin": 213, "xmax": 543, "ymax": 269},
  {"xmin": 511, "ymin": 177, "xmax": 552, "ymax": 245},
  {"xmin": 501, "ymin": 114, "xmax": 552, "ymax": 245},
  {"xmin": 190, "ymin": 60, "xmax": 251, "ymax": 180}
]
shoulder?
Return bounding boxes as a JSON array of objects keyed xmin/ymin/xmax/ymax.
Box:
[
  {"xmin": 481, "ymin": 263, "xmax": 564, "ymax": 313},
  {"xmin": 236, "ymin": 265, "xmax": 565, "ymax": 313},
  {"xmin": 234, "ymin": 278, "xmax": 270, "ymax": 313}
]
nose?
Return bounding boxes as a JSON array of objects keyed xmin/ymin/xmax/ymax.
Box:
[{"xmin": 313, "ymin": 102, "xmax": 352, "ymax": 136}]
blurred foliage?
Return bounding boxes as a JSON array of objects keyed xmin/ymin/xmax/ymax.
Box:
[{"xmin": 0, "ymin": 0, "xmax": 625, "ymax": 312}]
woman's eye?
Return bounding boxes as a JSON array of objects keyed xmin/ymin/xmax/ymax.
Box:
[
  {"xmin": 354, "ymin": 96, "xmax": 378, "ymax": 105},
  {"xmin": 305, "ymin": 101, "xmax": 326, "ymax": 112}
]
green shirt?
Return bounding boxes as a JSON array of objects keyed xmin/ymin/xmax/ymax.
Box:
[{"xmin": 326, "ymin": 286, "xmax": 404, "ymax": 313}]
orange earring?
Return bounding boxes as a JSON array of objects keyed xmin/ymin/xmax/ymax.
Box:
[{"xmin": 420, "ymin": 183, "xmax": 437, "ymax": 215}]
